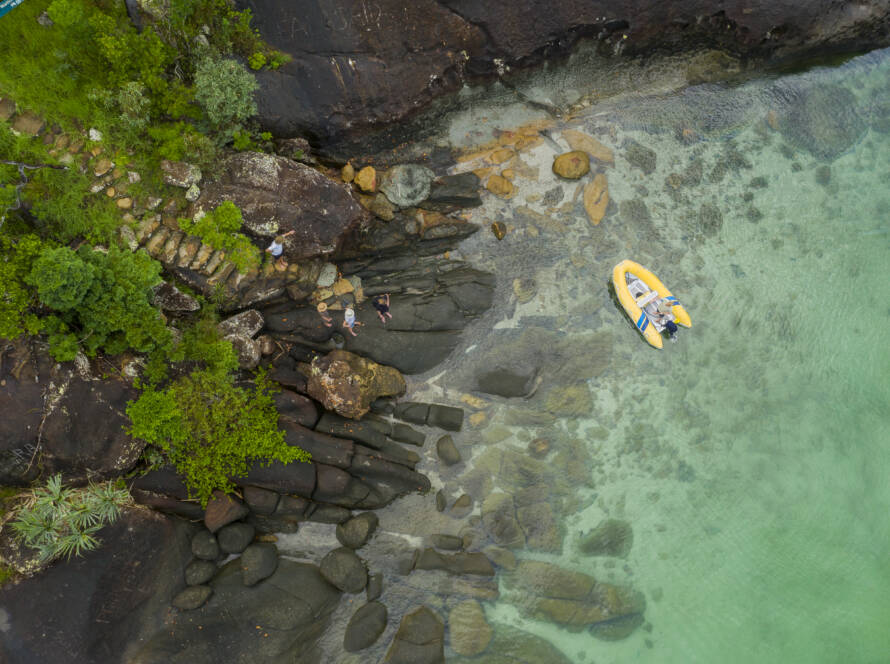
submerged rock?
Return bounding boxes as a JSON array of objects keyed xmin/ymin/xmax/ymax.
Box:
[
  {"xmin": 344, "ymin": 601, "xmax": 388, "ymax": 652},
  {"xmin": 578, "ymin": 519, "xmax": 634, "ymax": 558},
  {"xmin": 552, "ymin": 151, "xmax": 590, "ymax": 179},
  {"xmin": 449, "ymin": 600, "xmax": 493, "ymax": 656},
  {"xmin": 623, "ymin": 139, "xmax": 657, "ymax": 174},
  {"xmin": 384, "ymin": 606, "xmax": 444, "ymax": 664},
  {"xmin": 779, "ymin": 83, "xmax": 866, "ymax": 160}
]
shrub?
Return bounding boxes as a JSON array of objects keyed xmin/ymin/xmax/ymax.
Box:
[
  {"xmin": 193, "ymin": 55, "xmax": 258, "ymax": 132},
  {"xmin": 127, "ymin": 367, "xmax": 310, "ymax": 507},
  {"xmin": 179, "ymin": 201, "xmax": 260, "ymax": 272},
  {"xmin": 26, "ymin": 245, "xmax": 168, "ymax": 361},
  {"xmin": 248, "ymin": 52, "xmax": 266, "ymax": 70},
  {"xmin": 0, "ymin": 234, "xmax": 46, "ymax": 339},
  {"xmin": 9, "ymin": 474, "xmax": 131, "ymax": 562}
]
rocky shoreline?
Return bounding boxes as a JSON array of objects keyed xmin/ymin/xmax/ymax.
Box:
[{"xmin": 2, "ymin": 5, "xmax": 888, "ymax": 660}]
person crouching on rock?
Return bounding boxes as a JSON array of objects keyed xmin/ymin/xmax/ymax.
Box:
[
  {"xmin": 343, "ymin": 306, "xmax": 361, "ymax": 336},
  {"xmin": 372, "ymin": 293, "xmax": 392, "ymax": 324},
  {"xmin": 265, "ymin": 230, "xmax": 295, "ymax": 270},
  {"xmin": 316, "ymin": 302, "xmax": 333, "ymax": 327}
]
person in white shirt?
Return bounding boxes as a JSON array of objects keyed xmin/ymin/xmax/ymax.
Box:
[{"xmin": 265, "ymin": 230, "xmax": 295, "ymax": 269}]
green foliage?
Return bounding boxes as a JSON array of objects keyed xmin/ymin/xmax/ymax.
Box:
[
  {"xmin": 179, "ymin": 201, "xmax": 260, "ymax": 272},
  {"xmin": 25, "ymin": 245, "xmax": 167, "ymax": 361},
  {"xmin": 193, "ymin": 55, "xmax": 258, "ymax": 133},
  {"xmin": 0, "ymin": 234, "xmax": 47, "ymax": 339},
  {"xmin": 248, "ymin": 52, "xmax": 267, "ymax": 70},
  {"xmin": 25, "ymin": 246, "xmax": 95, "ymax": 311},
  {"xmin": 268, "ymin": 51, "xmax": 290, "ymax": 70},
  {"xmin": 9, "ymin": 474, "xmax": 131, "ymax": 563},
  {"xmin": 128, "ymin": 366, "xmax": 310, "ymax": 507}
]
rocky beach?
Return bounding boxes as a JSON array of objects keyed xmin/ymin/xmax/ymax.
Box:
[{"xmin": 2, "ymin": 1, "xmax": 890, "ymax": 663}]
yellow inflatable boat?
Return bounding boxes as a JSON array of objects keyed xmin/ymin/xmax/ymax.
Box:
[{"xmin": 612, "ymin": 260, "xmax": 691, "ymax": 349}]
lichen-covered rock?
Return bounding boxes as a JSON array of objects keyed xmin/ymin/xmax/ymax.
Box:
[
  {"xmin": 151, "ymin": 282, "xmax": 200, "ymax": 312},
  {"xmin": 160, "ymin": 159, "xmax": 201, "ymax": 188},
  {"xmin": 190, "ymin": 151, "xmax": 370, "ymax": 259},
  {"xmin": 224, "ymin": 333, "xmax": 261, "ymax": 370},
  {"xmin": 306, "ymin": 349, "xmax": 406, "ymax": 419},
  {"xmin": 379, "ymin": 164, "xmax": 436, "ymax": 207},
  {"xmin": 217, "ymin": 309, "xmax": 264, "ymax": 338}
]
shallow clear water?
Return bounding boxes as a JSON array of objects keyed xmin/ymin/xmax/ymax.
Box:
[{"xmin": 301, "ymin": 48, "xmax": 890, "ymax": 663}]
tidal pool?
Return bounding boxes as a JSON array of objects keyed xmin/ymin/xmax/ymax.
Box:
[{"xmin": 306, "ymin": 47, "xmax": 890, "ymax": 663}]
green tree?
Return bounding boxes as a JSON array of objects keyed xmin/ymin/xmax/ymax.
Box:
[
  {"xmin": 193, "ymin": 55, "xmax": 258, "ymax": 132},
  {"xmin": 127, "ymin": 367, "xmax": 310, "ymax": 506},
  {"xmin": 0, "ymin": 234, "xmax": 45, "ymax": 339},
  {"xmin": 25, "ymin": 246, "xmax": 95, "ymax": 311}
]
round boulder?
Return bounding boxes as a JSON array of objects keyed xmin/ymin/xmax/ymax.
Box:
[
  {"xmin": 344, "ymin": 601, "xmax": 388, "ymax": 652},
  {"xmin": 218, "ymin": 522, "xmax": 256, "ymax": 554},
  {"xmin": 240, "ymin": 542, "xmax": 279, "ymax": 586},
  {"xmin": 191, "ymin": 531, "xmax": 220, "ymax": 561},
  {"xmin": 320, "ymin": 547, "xmax": 368, "ymax": 593},
  {"xmin": 379, "ymin": 164, "xmax": 435, "ymax": 207},
  {"xmin": 449, "ymin": 599, "xmax": 493, "ymax": 656},
  {"xmin": 172, "ymin": 585, "xmax": 212, "ymax": 610},
  {"xmin": 552, "ymin": 151, "xmax": 590, "ymax": 179},
  {"xmin": 185, "ymin": 559, "xmax": 218, "ymax": 586},
  {"xmin": 336, "ymin": 512, "xmax": 379, "ymax": 550}
]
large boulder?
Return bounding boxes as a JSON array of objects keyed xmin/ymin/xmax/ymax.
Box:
[
  {"xmin": 0, "ymin": 509, "xmax": 196, "ymax": 664},
  {"xmin": 190, "ymin": 151, "xmax": 371, "ymax": 259},
  {"xmin": 305, "ymin": 349, "xmax": 406, "ymax": 419},
  {"xmin": 0, "ymin": 340, "xmax": 142, "ymax": 486}
]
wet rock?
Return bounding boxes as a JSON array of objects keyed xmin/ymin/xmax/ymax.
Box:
[
  {"xmin": 391, "ymin": 422, "xmax": 425, "ymax": 446},
  {"xmin": 151, "ymin": 282, "xmax": 200, "ymax": 312},
  {"xmin": 449, "ymin": 600, "xmax": 493, "ymax": 656},
  {"xmin": 306, "ymin": 349, "xmax": 406, "ymax": 419},
  {"xmin": 320, "ymin": 546, "xmax": 368, "ymax": 593},
  {"xmin": 578, "ymin": 519, "xmax": 634, "ymax": 558},
  {"xmin": 243, "ymin": 485, "xmax": 280, "ymax": 515},
  {"xmin": 552, "ymin": 150, "xmax": 590, "ymax": 179},
  {"xmin": 217, "ymin": 522, "xmax": 256, "ymax": 554},
  {"xmin": 476, "ymin": 367, "xmax": 535, "ymax": 398},
  {"xmin": 191, "ymin": 531, "xmax": 220, "ymax": 560},
  {"xmin": 191, "ymin": 151, "xmax": 370, "ymax": 260},
  {"xmin": 512, "ymin": 277, "xmax": 537, "ymax": 304},
  {"xmin": 367, "ymin": 573, "xmax": 384, "ymax": 601},
  {"xmin": 355, "ymin": 165, "xmax": 377, "ymax": 192},
  {"xmin": 394, "ymin": 402, "xmax": 430, "ymax": 425},
  {"xmin": 780, "ymin": 83, "xmax": 866, "ymax": 160},
  {"xmin": 365, "ymin": 192, "xmax": 396, "ymax": 220},
  {"xmin": 218, "ymin": 309, "xmax": 264, "ymax": 338},
  {"xmin": 384, "ymin": 606, "xmax": 444, "ymax": 664},
  {"xmin": 185, "ymin": 559, "xmax": 218, "ymax": 586},
  {"xmin": 448, "ymin": 624, "xmax": 572, "ymax": 664},
  {"xmin": 380, "ymin": 164, "xmax": 436, "ymax": 207},
  {"xmin": 505, "ymin": 560, "xmax": 646, "ymax": 636},
  {"xmin": 583, "ymin": 173, "xmax": 609, "ymax": 225},
  {"xmin": 172, "ymin": 585, "xmax": 212, "ymax": 610},
  {"xmin": 161, "ymin": 160, "xmax": 201, "ymax": 188},
  {"xmin": 336, "ymin": 512, "xmax": 380, "ymax": 549},
  {"xmin": 341, "ymin": 163, "xmax": 355, "ymax": 182},
  {"xmin": 430, "ymin": 534, "xmax": 463, "ymax": 550},
  {"xmin": 436, "ymin": 490, "xmax": 447, "ymax": 512},
  {"xmin": 483, "ymin": 545, "xmax": 517, "ymax": 571},
  {"xmin": 486, "ymin": 174, "xmax": 514, "ymax": 197},
  {"xmin": 528, "ymin": 437, "xmax": 550, "ymax": 458},
  {"xmin": 224, "ymin": 333, "xmax": 261, "ymax": 369},
  {"xmin": 450, "ymin": 494, "xmax": 474, "ymax": 519},
  {"xmin": 562, "ymin": 129, "xmax": 614, "ymax": 165},
  {"xmin": 240, "ymin": 542, "xmax": 279, "ymax": 586},
  {"xmin": 204, "ymin": 490, "xmax": 249, "ymax": 533},
  {"xmin": 481, "ymin": 493, "xmax": 524, "ymax": 548},
  {"xmin": 516, "ymin": 502, "xmax": 562, "ymax": 553},
  {"xmin": 491, "ymin": 220, "xmax": 507, "ymax": 239},
  {"xmin": 428, "ymin": 404, "xmax": 463, "ymax": 431},
  {"xmin": 423, "ymin": 172, "xmax": 482, "ymax": 211},
  {"xmin": 544, "ymin": 384, "xmax": 593, "ymax": 417},
  {"xmin": 436, "ymin": 435, "xmax": 462, "ymax": 465},
  {"xmin": 590, "ymin": 613, "xmax": 646, "ymax": 640},
  {"xmin": 273, "ymin": 390, "xmax": 319, "ymax": 428},
  {"xmin": 344, "ymin": 601, "xmax": 388, "ymax": 652},
  {"xmin": 624, "ymin": 139, "xmax": 657, "ymax": 174}
]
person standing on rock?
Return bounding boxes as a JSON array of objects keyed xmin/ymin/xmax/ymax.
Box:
[
  {"xmin": 316, "ymin": 302, "xmax": 333, "ymax": 327},
  {"xmin": 265, "ymin": 229, "xmax": 295, "ymax": 270},
  {"xmin": 372, "ymin": 293, "xmax": 392, "ymax": 324},
  {"xmin": 342, "ymin": 306, "xmax": 361, "ymax": 336}
]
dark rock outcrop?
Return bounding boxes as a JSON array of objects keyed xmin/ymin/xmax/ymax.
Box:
[
  {"xmin": 242, "ymin": 0, "xmax": 890, "ymax": 151},
  {"xmin": 0, "ymin": 340, "xmax": 142, "ymax": 486}
]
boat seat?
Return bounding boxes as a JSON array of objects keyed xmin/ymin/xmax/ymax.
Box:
[{"xmin": 636, "ymin": 290, "xmax": 660, "ymax": 308}]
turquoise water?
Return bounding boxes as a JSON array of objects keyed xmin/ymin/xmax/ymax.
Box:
[
  {"xmin": 431, "ymin": 48, "xmax": 890, "ymax": 663},
  {"xmin": 305, "ymin": 48, "xmax": 890, "ymax": 663}
]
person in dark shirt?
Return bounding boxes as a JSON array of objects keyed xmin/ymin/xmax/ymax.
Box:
[{"xmin": 372, "ymin": 293, "xmax": 392, "ymax": 324}]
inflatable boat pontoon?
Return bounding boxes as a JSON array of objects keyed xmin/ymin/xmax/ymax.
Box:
[{"xmin": 612, "ymin": 259, "xmax": 691, "ymax": 349}]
